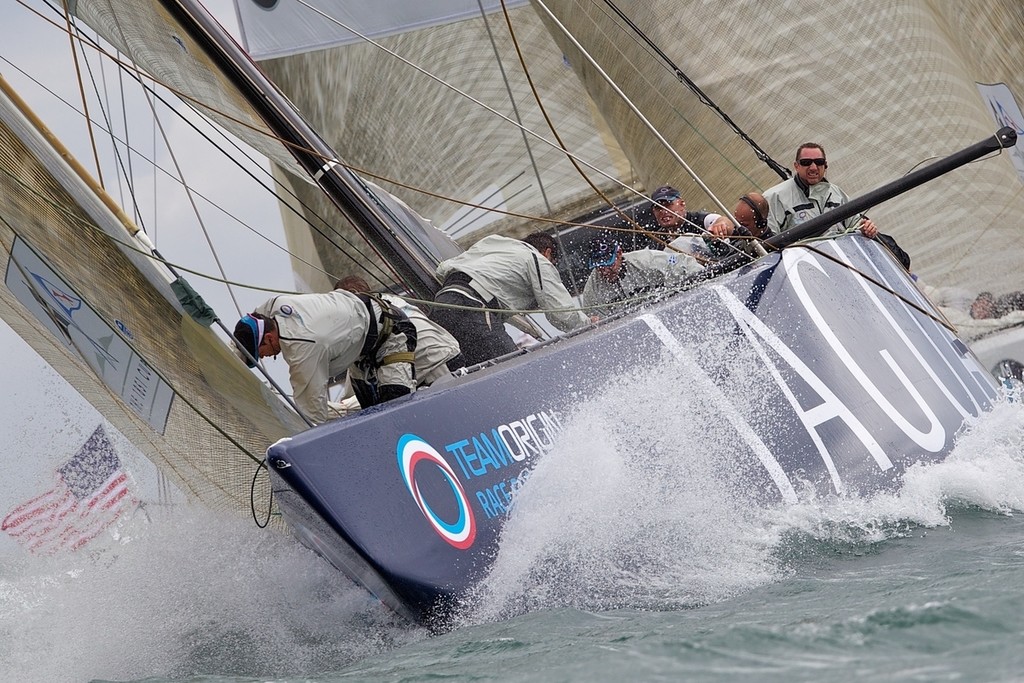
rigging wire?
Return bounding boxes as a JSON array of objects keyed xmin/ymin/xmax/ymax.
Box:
[
  {"xmin": 275, "ymin": 0, "xmax": 751, "ymax": 269},
  {"xmin": 116, "ymin": 51, "xmax": 142, "ymax": 228},
  {"xmin": 497, "ymin": 0, "xmax": 739, "ymax": 258},
  {"xmin": 39, "ymin": 0, "xmax": 757, "ymax": 315},
  {"xmin": 59, "ymin": 0, "xmax": 103, "ymax": 186},
  {"xmin": 8, "ymin": 40, "xmax": 571, "ymax": 298},
  {"xmin": 67, "ymin": 19, "xmax": 149, "ymax": 237},
  {"xmin": 30, "ymin": 0, "xmax": 403, "ymax": 291},
  {"xmin": 31, "ymin": 0, "xmax": 706, "ymax": 259},
  {"xmin": 34, "ymin": 0, "xmax": 742, "ymax": 265},
  {"xmin": 575, "ymin": 0, "xmax": 766, "ymax": 189},
  {"xmin": 290, "ymin": 0, "xmax": 703, "ymax": 237},
  {"xmin": 0, "ymin": 159, "xmax": 599, "ymax": 319},
  {"xmin": 475, "ymin": 0, "xmax": 552, "ymax": 215},
  {"xmin": 498, "ymin": 0, "xmax": 646, "ymax": 248},
  {"xmin": 95, "ymin": 32, "xmax": 125, "ymax": 211},
  {"xmin": 595, "ymin": 0, "xmax": 789, "ymax": 181},
  {"xmin": 96, "ymin": 0, "xmax": 251, "ymax": 320},
  {"xmin": 142, "ymin": 83, "xmax": 245, "ymax": 319},
  {"xmin": 527, "ymin": 0, "xmax": 757, "ymax": 259}
]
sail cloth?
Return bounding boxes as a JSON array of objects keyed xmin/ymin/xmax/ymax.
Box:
[
  {"xmin": 237, "ymin": 1, "xmax": 1024, "ymax": 302},
  {"xmin": 529, "ymin": 0, "xmax": 1024, "ymax": 304},
  {"xmin": 0, "ymin": 83, "xmax": 304, "ymax": 522},
  {"xmin": 237, "ymin": 1, "xmax": 637, "ymax": 291}
]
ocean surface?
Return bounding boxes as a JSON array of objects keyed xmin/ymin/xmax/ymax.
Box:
[{"xmin": 4, "ymin": 396, "xmax": 1024, "ymax": 682}]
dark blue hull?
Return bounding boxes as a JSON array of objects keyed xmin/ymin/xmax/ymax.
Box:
[{"xmin": 266, "ymin": 235, "xmax": 997, "ymax": 624}]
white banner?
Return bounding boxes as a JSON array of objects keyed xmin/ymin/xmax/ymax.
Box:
[
  {"xmin": 235, "ymin": 0, "xmax": 529, "ymax": 59},
  {"xmin": 6, "ymin": 238, "xmax": 174, "ymax": 434}
]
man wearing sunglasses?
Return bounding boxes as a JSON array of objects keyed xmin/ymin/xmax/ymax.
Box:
[{"xmin": 764, "ymin": 142, "xmax": 879, "ymax": 239}]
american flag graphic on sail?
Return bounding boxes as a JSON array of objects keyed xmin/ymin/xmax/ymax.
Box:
[{"xmin": 2, "ymin": 424, "xmax": 136, "ymax": 554}]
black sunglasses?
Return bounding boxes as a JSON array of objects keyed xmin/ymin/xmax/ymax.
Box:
[{"xmin": 797, "ymin": 158, "xmax": 827, "ymax": 167}]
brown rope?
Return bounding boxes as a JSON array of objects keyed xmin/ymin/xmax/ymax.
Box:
[{"xmin": 60, "ymin": 0, "xmax": 103, "ymax": 187}]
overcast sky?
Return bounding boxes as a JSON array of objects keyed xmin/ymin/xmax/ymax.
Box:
[{"xmin": 0, "ymin": 0, "xmax": 295, "ymax": 526}]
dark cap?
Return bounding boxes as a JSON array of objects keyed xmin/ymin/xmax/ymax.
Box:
[
  {"xmin": 589, "ymin": 238, "xmax": 620, "ymax": 268},
  {"xmin": 651, "ymin": 185, "xmax": 681, "ymax": 205}
]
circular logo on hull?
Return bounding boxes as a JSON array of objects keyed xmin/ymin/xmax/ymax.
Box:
[{"xmin": 397, "ymin": 434, "xmax": 476, "ymax": 549}]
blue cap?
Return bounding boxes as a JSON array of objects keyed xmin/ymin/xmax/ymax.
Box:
[
  {"xmin": 233, "ymin": 314, "xmax": 261, "ymax": 368},
  {"xmin": 589, "ymin": 238, "xmax": 620, "ymax": 268},
  {"xmin": 651, "ymin": 185, "xmax": 681, "ymax": 205}
]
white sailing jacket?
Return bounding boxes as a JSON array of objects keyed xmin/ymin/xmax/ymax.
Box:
[
  {"xmin": 581, "ymin": 248, "xmax": 703, "ymax": 317},
  {"xmin": 763, "ymin": 176, "xmax": 859, "ymax": 236},
  {"xmin": 254, "ymin": 290, "xmax": 370, "ymax": 425},
  {"xmin": 436, "ymin": 235, "xmax": 588, "ymax": 332}
]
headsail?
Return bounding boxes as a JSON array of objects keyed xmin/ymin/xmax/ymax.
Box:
[{"xmin": 0, "ymin": 73, "xmax": 304, "ymax": 520}]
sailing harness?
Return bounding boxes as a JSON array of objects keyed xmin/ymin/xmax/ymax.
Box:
[
  {"xmin": 265, "ymin": 293, "xmax": 416, "ymax": 383},
  {"xmin": 435, "ymin": 270, "xmax": 506, "ymax": 330},
  {"xmin": 355, "ymin": 293, "xmax": 417, "ymax": 370}
]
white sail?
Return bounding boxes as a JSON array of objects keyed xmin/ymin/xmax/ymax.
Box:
[
  {"xmin": 235, "ymin": 1, "xmax": 1024, "ymax": 308},
  {"xmin": 0, "ymin": 75, "xmax": 304, "ymax": 521},
  {"xmin": 529, "ymin": 0, "xmax": 1024, "ymax": 301},
  {"xmin": 236, "ymin": 1, "xmax": 636, "ymax": 291}
]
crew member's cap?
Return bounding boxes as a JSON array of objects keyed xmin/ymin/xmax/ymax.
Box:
[
  {"xmin": 651, "ymin": 185, "xmax": 681, "ymax": 205},
  {"xmin": 233, "ymin": 314, "xmax": 264, "ymax": 368},
  {"xmin": 589, "ymin": 238, "xmax": 620, "ymax": 268}
]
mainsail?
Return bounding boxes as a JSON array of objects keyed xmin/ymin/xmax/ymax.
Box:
[
  {"xmin": 235, "ymin": 0, "xmax": 638, "ymax": 292},
  {"xmin": 235, "ymin": 0, "xmax": 1024, "ymax": 305},
  {"xmin": 531, "ymin": 1, "xmax": 1024, "ymax": 298}
]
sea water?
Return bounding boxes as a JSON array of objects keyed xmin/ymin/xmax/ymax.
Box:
[{"xmin": 3, "ymin": 386, "xmax": 1024, "ymax": 681}]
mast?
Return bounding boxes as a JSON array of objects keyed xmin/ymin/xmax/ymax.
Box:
[{"xmin": 159, "ymin": 0, "xmax": 442, "ymax": 299}]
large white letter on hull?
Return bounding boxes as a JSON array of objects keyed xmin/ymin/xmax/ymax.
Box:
[
  {"xmin": 844, "ymin": 238, "xmax": 995, "ymax": 415},
  {"xmin": 784, "ymin": 248, "xmax": 945, "ymax": 453},
  {"xmin": 640, "ymin": 314, "xmax": 799, "ymax": 503},
  {"xmin": 714, "ymin": 286, "xmax": 894, "ymax": 495}
]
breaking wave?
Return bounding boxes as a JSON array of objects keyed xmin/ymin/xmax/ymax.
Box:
[{"xmin": 462, "ymin": 360, "xmax": 1024, "ymax": 625}]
